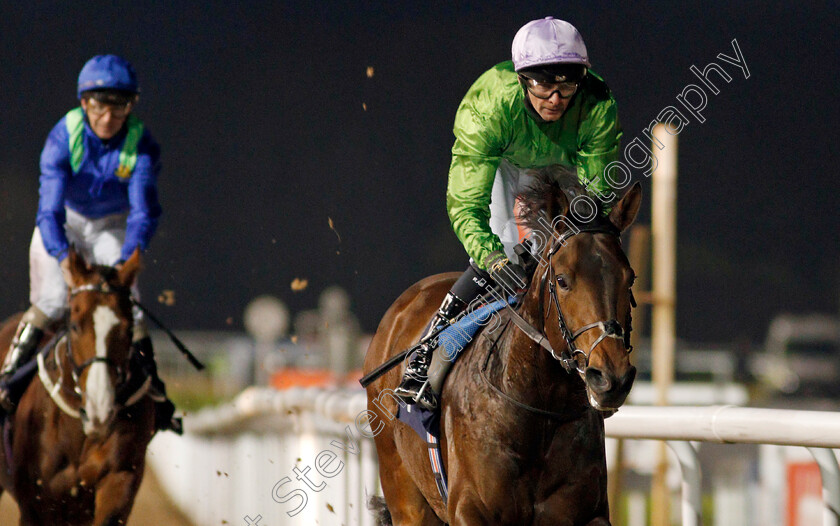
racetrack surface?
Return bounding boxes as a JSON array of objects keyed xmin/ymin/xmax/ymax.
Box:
[{"xmin": 0, "ymin": 465, "xmax": 194, "ymax": 525}]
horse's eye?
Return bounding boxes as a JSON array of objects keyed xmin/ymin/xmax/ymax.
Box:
[{"xmin": 557, "ymin": 275, "xmax": 571, "ymax": 291}]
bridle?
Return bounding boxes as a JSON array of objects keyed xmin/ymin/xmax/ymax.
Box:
[
  {"xmin": 479, "ymin": 219, "xmax": 637, "ymax": 420},
  {"xmin": 535, "ymin": 221, "xmax": 635, "ymax": 376},
  {"xmin": 37, "ymin": 278, "xmax": 143, "ymax": 421},
  {"xmin": 66, "ymin": 281, "xmax": 132, "ymax": 389}
]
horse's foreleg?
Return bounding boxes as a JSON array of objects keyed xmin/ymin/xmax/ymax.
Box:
[{"xmin": 93, "ymin": 470, "xmax": 142, "ymax": 526}]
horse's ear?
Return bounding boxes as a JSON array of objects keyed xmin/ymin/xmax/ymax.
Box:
[
  {"xmin": 609, "ymin": 182, "xmax": 642, "ymax": 232},
  {"xmin": 118, "ymin": 249, "xmax": 142, "ymax": 288},
  {"xmin": 64, "ymin": 247, "xmax": 89, "ymax": 286},
  {"xmin": 547, "ymin": 188, "xmax": 571, "ymax": 232}
]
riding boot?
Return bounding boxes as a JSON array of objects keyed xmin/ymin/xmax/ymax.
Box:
[
  {"xmin": 394, "ymin": 292, "xmax": 466, "ymax": 410},
  {"xmin": 0, "ymin": 317, "xmax": 46, "ymax": 412},
  {"xmin": 133, "ymin": 337, "xmax": 183, "ymax": 435}
]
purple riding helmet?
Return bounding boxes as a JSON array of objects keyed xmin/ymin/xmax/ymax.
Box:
[{"xmin": 511, "ymin": 17, "xmax": 591, "ymax": 71}]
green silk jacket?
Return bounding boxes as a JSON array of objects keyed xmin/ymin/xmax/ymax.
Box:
[{"xmin": 446, "ymin": 60, "xmax": 622, "ymax": 268}]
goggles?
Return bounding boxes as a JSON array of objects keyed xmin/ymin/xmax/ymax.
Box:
[
  {"xmin": 84, "ymin": 98, "xmax": 133, "ymax": 118},
  {"xmin": 519, "ymin": 74, "xmax": 580, "ymax": 100}
]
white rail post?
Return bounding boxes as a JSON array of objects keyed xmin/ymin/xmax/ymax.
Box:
[
  {"xmin": 651, "ymin": 121, "xmax": 678, "ymax": 526},
  {"xmin": 808, "ymin": 447, "xmax": 840, "ymax": 526},
  {"xmin": 666, "ymin": 441, "xmax": 701, "ymax": 526}
]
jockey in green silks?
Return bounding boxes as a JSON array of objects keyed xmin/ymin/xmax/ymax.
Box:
[{"xmin": 394, "ymin": 17, "xmax": 624, "ymax": 410}]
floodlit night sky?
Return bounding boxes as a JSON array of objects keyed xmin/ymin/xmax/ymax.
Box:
[{"xmin": 1, "ymin": 2, "xmax": 838, "ymax": 343}]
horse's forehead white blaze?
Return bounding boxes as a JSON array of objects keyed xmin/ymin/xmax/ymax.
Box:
[{"xmin": 85, "ymin": 305, "xmax": 118, "ymax": 429}]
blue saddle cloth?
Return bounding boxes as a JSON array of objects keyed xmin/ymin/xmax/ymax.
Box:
[
  {"xmin": 396, "ymin": 297, "xmax": 514, "ymax": 503},
  {"xmin": 436, "ymin": 298, "xmax": 511, "ymax": 362}
]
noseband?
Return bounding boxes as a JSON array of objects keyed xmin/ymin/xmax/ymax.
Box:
[
  {"xmin": 537, "ymin": 222, "xmax": 634, "ymax": 375},
  {"xmin": 64, "ymin": 281, "xmax": 132, "ymax": 397}
]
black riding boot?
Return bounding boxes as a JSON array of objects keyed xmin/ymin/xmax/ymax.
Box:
[
  {"xmin": 133, "ymin": 337, "xmax": 183, "ymax": 435},
  {"xmin": 394, "ymin": 292, "xmax": 466, "ymax": 410},
  {"xmin": 394, "ymin": 246, "xmax": 538, "ymax": 411},
  {"xmin": 0, "ymin": 322, "xmax": 45, "ymax": 412}
]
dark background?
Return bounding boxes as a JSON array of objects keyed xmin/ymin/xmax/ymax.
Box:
[{"xmin": 1, "ymin": 2, "xmax": 838, "ymax": 343}]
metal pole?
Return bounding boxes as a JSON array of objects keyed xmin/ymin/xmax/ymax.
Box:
[
  {"xmin": 808, "ymin": 447, "xmax": 840, "ymax": 526},
  {"xmin": 651, "ymin": 123, "xmax": 678, "ymax": 526},
  {"xmin": 667, "ymin": 441, "xmax": 702, "ymax": 526}
]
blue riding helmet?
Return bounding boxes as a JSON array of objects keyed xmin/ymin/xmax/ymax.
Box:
[{"xmin": 77, "ymin": 55, "xmax": 140, "ymax": 99}]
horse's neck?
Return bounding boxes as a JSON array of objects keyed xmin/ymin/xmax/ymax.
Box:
[{"xmin": 496, "ymin": 278, "xmax": 586, "ymax": 411}]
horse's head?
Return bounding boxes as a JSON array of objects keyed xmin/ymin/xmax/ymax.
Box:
[
  {"xmin": 518, "ymin": 167, "xmax": 641, "ymax": 411},
  {"xmin": 64, "ymin": 248, "xmax": 141, "ymax": 434}
]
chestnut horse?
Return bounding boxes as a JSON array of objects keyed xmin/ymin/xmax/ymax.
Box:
[
  {"xmin": 364, "ymin": 172, "xmax": 641, "ymax": 526},
  {"xmin": 0, "ymin": 249, "xmax": 156, "ymax": 525}
]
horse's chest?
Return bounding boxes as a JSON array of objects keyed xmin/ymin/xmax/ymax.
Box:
[
  {"xmin": 38, "ymin": 437, "xmax": 108, "ymax": 490},
  {"xmin": 444, "ymin": 412, "xmax": 608, "ymax": 524}
]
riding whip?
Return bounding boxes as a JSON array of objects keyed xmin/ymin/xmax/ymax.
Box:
[{"xmin": 131, "ymin": 299, "xmax": 205, "ymax": 371}]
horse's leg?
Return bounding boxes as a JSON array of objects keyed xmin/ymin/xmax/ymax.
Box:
[
  {"xmin": 449, "ymin": 500, "xmax": 494, "ymax": 526},
  {"xmin": 373, "ymin": 428, "xmax": 442, "ymax": 526},
  {"xmin": 92, "ymin": 470, "xmax": 141, "ymax": 526},
  {"xmin": 377, "ymin": 453, "xmax": 443, "ymax": 526}
]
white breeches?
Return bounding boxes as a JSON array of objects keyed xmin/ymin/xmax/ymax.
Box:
[
  {"xmin": 29, "ymin": 208, "xmax": 143, "ymax": 326},
  {"xmin": 488, "ymin": 160, "xmax": 536, "ymax": 261}
]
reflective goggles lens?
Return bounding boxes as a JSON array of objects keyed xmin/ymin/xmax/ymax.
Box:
[
  {"xmin": 519, "ymin": 75, "xmax": 579, "ymax": 100},
  {"xmin": 85, "ymin": 99, "xmax": 133, "ymax": 118}
]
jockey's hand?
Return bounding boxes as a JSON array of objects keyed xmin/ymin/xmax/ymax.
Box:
[
  {"xmin": 484, "ymin": 251, "xmax": 529, "ymax": 296},
  {"xmin": 59, "ymin": 257, "xmax": 73, "ymax": 286}
]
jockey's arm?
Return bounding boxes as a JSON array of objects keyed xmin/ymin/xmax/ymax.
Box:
[
  {"xmin": 447, "ymin": 150, "xmax": 505, "ymax": 270},
  {"xmin": 574, "ymin": 95, "xmax": 623, "ymax": 208},
  {"xmin": 121, "ymin": 133, "xmax": 162, "ymax": 264},
  {"xmin": 36, "ymin": 122, "xmax": 72, "ymax": 262},
  {"xmin": 446, "ymin": 89, "xmax": 512, "ymax": 271}
]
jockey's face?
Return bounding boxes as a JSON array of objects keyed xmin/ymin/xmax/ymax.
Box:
[
  {"xmin": 526, "ymin": 89, "xmax": 572, "ymax": 122},
  {"xmin": 80, "ymin": 98, "xmax": 131, "ymax": 140}
]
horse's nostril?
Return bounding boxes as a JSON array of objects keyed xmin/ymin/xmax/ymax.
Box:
[{"xmin": 585, "ymin": 368, "xmax": 612, "ymax": 394}]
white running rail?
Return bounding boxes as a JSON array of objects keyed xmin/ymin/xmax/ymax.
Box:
[{"xmin": 148, "ymin": 389, "xmax": 840, "ymax": 525}]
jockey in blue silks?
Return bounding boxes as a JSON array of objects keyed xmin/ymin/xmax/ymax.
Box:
[{"xmin": 1, "ymin": 54, "xmax": 180, "ymax": 433}]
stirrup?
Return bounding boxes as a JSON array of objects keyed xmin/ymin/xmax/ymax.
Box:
[
  {"xmin": 412, "ymin": 381, "xmax": 439, "ymax": 411},
  {"xmin": 394, "ymin": 379, "xmax": 438, "ymax": 411}
]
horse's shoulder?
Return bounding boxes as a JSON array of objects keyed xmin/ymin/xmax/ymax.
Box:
[{"xmin": 477, "ymin": 310, "xmax": 513, "ymax": 350}]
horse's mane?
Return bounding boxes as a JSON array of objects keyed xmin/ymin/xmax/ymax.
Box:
[{"xmin": 516, "ymin": 164, "xmax": 608, "ymax": 235}]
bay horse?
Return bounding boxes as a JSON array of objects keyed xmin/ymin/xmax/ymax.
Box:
[
  {"xmin": 0, "ymin": 248, "xmax": 157, "ymax": 525},
  {"xmin": 364, "ymin": 170, "xmax": 641, "ymax": 526}
]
